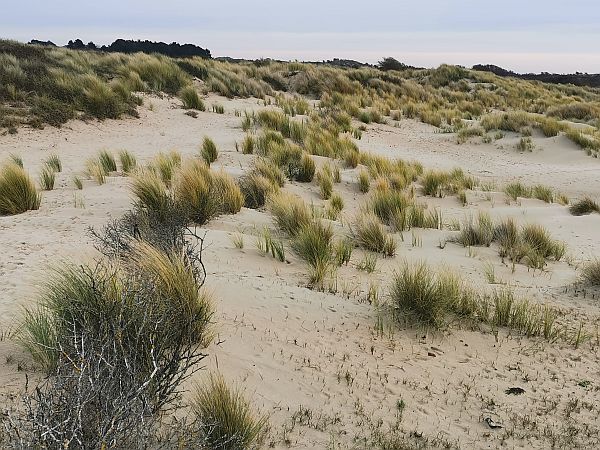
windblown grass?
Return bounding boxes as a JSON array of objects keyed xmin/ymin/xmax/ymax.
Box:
[
  {"xmin": 44, "ymin": 154, "xmax": 62, "ymax": 172},
  {"xmin": 268, "ymin": 192, "xmax": 312, "ymax": 236},
  {"xmin": 201, "ymin": 137, "xmax": 219, "ymax": 165},
  {"xmin": 179, "ymin": 85, "xmax": 205, "ymax": 110},
  {"xmin": 131, "ymin": 169, "xmax": 171, "ymax": 218},
  {"xmin": 152, "ymin": 150, "xmax": 181, "ymax": 185},
  {"xmin": 581, "ymin": 259, "xmax": 600, "ymax": 286},
  {"xmin": 97, "ymin": 150, "xmax": 117, "ymax": 174},
  {"xmin": 192, "ymin": 373, "xmax": 267, "ymax": 450},
  {"xmin": 357, "ymin": 169, "xmax": 370, "ymax": 193},
  {"xmin": 239, "ymin": 173, "xmax": 278, "ymax": 209},
  {"xmin": 118, "ymin": 150, "xmax": 137, "ymax": 174},
  {"xmin": 569, "ymin": 197, "xmax": 599, "ymax": 216},
  {"xmin": 39, "ymin": 165, "xmax": 56, "ymax": 191},
  {"xmin": 0, "ymin": 163, "xmax": 41, "ymax": 215},
  {"xmin": 353, "ymin": 213, "xmax": 396, "ymax": 257},
  {"xmin": 292, "ymin": 220, "xmax": 335, "ymax": 287},
  {"xmin": 174, "ymin": 160, "xmax": 242, "ymax": 224}
]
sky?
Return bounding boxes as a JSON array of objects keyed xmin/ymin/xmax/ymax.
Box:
[{"xmin": 2, "ymin": 0, "xmax": 599, "ymax": 73}]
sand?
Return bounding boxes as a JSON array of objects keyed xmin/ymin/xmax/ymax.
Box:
[{"xmin": 1, "ymin": 94, "xmax": 599, "ymax": 448}]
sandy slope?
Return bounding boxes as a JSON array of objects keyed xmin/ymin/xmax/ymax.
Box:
[{"xmin": 1, "ymin": 95, "xmax": 599, "ymax": 448}]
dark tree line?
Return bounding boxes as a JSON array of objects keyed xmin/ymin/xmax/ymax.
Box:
[
  {"xmin": 473, "ymin": 64, "xmax": 600, "ymax": 88},
  {"xmin": 28, "ymin": 38, "xmax": 211, "ymax": 59}
]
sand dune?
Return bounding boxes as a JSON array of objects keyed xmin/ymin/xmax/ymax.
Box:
[{"xmin": 1, "ymin": 94, "xmax": 599, "ymax": 448}]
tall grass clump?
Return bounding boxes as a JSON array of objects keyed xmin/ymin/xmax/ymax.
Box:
[
  {"xmin": 317, "ymin": 168, "xmax": 333, "ymax": 200},
  {"xmin": 253, "ymin": 158, "xmax": 286, "ymax": 187},
  {"xmin": 268, "ymin": 192, "xmax": 313, "ymax": 236},
  {"xmin": 353, "ymin": 213, "xmax": 396, "ymax": 257},
  {"xmin": 98, "ymin": 150, "xmax": 117, "ymax": 173},
  {"xmin": 152, "ymin": 150, "xmax": 182, "ymax": 185},
  {"xmin": 521, "ymin": 224, "xmax": 565, "ymax": 261},
  {"xmin": 39, "ymin": 165, "xmax": 56, "ymax": 191},
  {"xmin": 581, "ymin": 259, "xmax": 600, "ymax": 286},
  {"xmin": 239, "ymin": 173, "xmax": 278, "ymax": 209},
  {"xmin": 455, "ymin": 212, "xmax": 495, "ymax": 247},
  {"xmin": 119, "ymin": 150, "xmax": 137, "ymax": 173},
  {"xmin": 297, "ymin": 152, "xmax": 315, "ymax": 182},
  {"xmin": 390, "ymin": 264, "xmax": 475, "ymax": 328},
  {"xmin": 0, "ymin": 163, "xmax": 41, "ymax": 215},
  {"xmin": 192, "ymin": 373, "xmax": 267, "ymax": 450},
  {"xmin": 569, "ymin": 197, "xmax": 599, "ymax": 216},
  {"xmin": 44, "ymin": 154, "xmax": 62, "ymax": 172},
  {"xmin": 292, "ymin": 220, "xmax": 335, "ymax": 287},
  {"xmin": 201, "ymin": 137, "xmax": 219, "ymax": 165},
  {"xmin": 179, "ymin": 85, "xmax": 205, "ymax": 111},
  {"xmin": 504, "ymin": 181, "xmax": 531, "ymax": 201},
  {"xmin": 174, "ymin": 160, "xmax": 242, "ymax": 224},
  {"xmin": 358, "ymin": 169, "xmax": 370, "ymax": 193},
  {"xmin": 131, "ymin": 169, "xmax": 172, "ymax": 219},
  {"xmin": 532, "ymin": 184, "xmax": 554, "ymax": 203},
  {"xmin": 241, "ymin": 134, "xmax": 255, "ymax": 154}
]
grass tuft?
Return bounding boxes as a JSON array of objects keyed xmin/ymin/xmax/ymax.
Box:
[
  {"xmin": 192, "ymin": 373, "xmax": 267, "ymax": 450},
  {"xmin": 39, "ymin": 165, "xmax": 56, "ymax": 191},
  {"xmin": 569, "ymin": 197, "xmax": 599, "ymax": 216},
  {"xmin": 201, "ymin": 137, "xmax": 219, "ymax": 165},
  {"xmin": 0, "ymin": 163, "xmax": 41, "ymax": 215},
  {"xmin": 581, "ymin": 259, "xmax": 600, "ymax": 286},
  {"xmin": 179, "ymin": 85, "xmax": 205, "ymax": 110},
  {"xmin": 353, "ymin": 213, "xmax": 396, "ymax": 256},
  {"xmin": 118, "ymin": 150, "xmax": 137, "ymax": 174}
]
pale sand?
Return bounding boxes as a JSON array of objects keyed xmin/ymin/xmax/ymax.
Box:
[{"xmin": 1, "ymin": 94, "xmax": 599, "ymax": 448}]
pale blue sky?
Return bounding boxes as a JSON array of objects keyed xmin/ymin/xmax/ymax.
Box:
[{"xmin": 2, "ymin": 0, "xmax": 599, "ymax": 72}]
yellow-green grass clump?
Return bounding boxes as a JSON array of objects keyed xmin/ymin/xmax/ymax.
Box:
[
  {"xmin": 0, "ymin": 163, "xmax": 41, "ymax": 215},
  {"xmin": 192, "ymin": 373, "xmax": 268, "ymax": 450},
  {"xmin": 268, "ymin": 191, "xmax": 313, "ymax": 236},
  {"xmin": 201, "ymin": 136, "xmax": 219, "ymax": 165},
  {"xmin": 118, "ymin": 150, "xmax": 137, "ymax": 173},
  {"xmin": 353, "ymin": 213, "xmax": 396, "ymax": 257},
  {"xmin": 179, "ymin": 85, "xmax": 206, "ymax": 110},
  {"xmin": 569, "ymin": 197, "xmax": 599, "ymax": 216}
]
